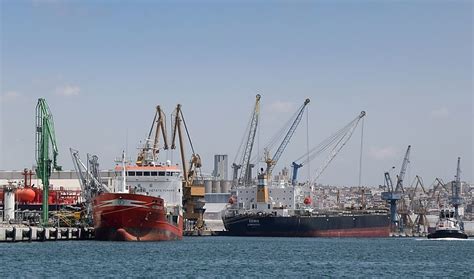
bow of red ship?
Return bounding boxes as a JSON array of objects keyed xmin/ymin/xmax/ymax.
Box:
[{"xmin": 93, "ymin": 193, "xmax": 183, "ymax": 241}]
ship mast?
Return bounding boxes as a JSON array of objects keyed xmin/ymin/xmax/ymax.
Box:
[
  {"xmin": 452, "ymin": 157, "xmax": 462, "ymax": 219},
  {"xmin": 122, "ymin": 151, "xmax": 127, "ymax": 193}
]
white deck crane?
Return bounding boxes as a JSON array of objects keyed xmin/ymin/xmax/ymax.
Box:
[
  {"xmin": 264, "ymin": 98, "xmax": 310, "ymax": 179},
  {"xmin": 232, "ymin": 94, "xmax": 261, "ymax": 188},
  {"xmin": 291, "ymin": 111, "xmax": 365, "ymax": 186}
]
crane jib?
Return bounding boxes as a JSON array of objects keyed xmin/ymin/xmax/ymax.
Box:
[
  {"xmin": 35, "ymin": 98, "xmax": 62, "ymax": 226},
  {"xmin": 238, "ymin": 94, "xmax": 261, "ymax": 187},
  {"xmin": 266, "ymin": 98, "xmax": 310, "ymax": 177},
  {"xmin": 291, "ymin": 111, "xmax": 365, "ymax": 185}
]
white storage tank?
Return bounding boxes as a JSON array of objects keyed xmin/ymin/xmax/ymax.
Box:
[
  {"xmin": 220, "ymin": 180, "xmax": 231, "ymax": 193},
  {"xmin": 204, "ymin": 180, "xmax": 212, "ymax": 193},
  {"xmin": 3, "ymin": 186, "xmax": 15, "ymax": 222},
  {"xmin": 212, "ymin": 180, "xmax": 221, "ymax": 193}
]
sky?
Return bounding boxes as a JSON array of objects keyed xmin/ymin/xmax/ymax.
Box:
[{"xmin": 0, "ymin": 0, "xmax": 472, "ymax": 187}]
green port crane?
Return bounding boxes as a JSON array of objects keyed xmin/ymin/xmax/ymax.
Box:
[{"xmin": 35, "ymin": 98, "xmax": 62, "ymax": 226}]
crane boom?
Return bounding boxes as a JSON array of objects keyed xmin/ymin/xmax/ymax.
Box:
[
  {"xmin": 35, "ymin": 98, "xmax": 62, "ymax": 225},
  {"xmin": 238, "ymin": 94, "xmax": 261, "ymax": 186},
  {"xmin": 384, "ymin": 172, "xmax": 394, "ymax": 192},
  {"xmin": 430, "ymin": 177, "xmax": 449, "ymax": 206},
  {"xmin": 409, "ymin": 175, "xmax": 427, "ymax": 200},
  {"xmin": 291, "ymin": 111, "xmax": 365, "ymax": 185},
  {"xmin": 137, "ymin": 105, "xmax": 168, "ymax": 166},
  {"xmin": 70, "ymin": 148, "xmax": 109, "ymax": 225},
  {"xmin": 395, "ymin": 145, "xmax": 411, "ymax": 193},
  {"xmin": 171, "ymin": 104, "xmax": 189, "ymax": 183},
  {"xmin": 265, "ymin": 98, "xmax": 310, "ymax": 177},
  {"xmin": 153, "ymin": 106, "xmax": 168, "ymax": 155},
  {"xmin": 171, "ymin": 104, "xmax": 206, "ymax": 230},
  {"xmin": 311, "ymin": 111, "xmax": 365, "ymax": 183}
]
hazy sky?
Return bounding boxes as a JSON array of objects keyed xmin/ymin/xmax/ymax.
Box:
[{"xmin": 1, "ymin": 1, "xmax": 472, "ymax": 187}]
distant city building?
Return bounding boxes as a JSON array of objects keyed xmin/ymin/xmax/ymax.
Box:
[{"xmin": 213, "ymin": 155, "xmax": 228, "ymax": 180}]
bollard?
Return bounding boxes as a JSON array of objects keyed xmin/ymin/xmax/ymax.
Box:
[
  {"xmin": 0, "ymin": 227, "xmax": 6, "ymax": 241},
  {"xmin": 80, "ymin": 228, "xmax": 87, "ymax": 240},
  {"xmin": 71, "ymin": 228, "xmax": 78, "ymax": 239},
  {"xmin": 5, "ymin": 227, "xmax": 14, "ymax": 241},
  {"xmin": 13, "ymin": 227, "xmax": 22, "ymax": 242},
  {"xmin": 54, "ymin": 228, "xmax": 60, "ymax": 240},
  {"xmin": 43, "ymin": 228, "xmax": 50, "ymax": 241},
  {"xmin": 30, "ymin": 227, "xmax": 37, "ymax": 241}
]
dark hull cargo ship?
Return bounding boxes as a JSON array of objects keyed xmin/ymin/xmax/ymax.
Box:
[
  {"xmin": 223, "ymin": 211, "xmax": 390, "ymax": 237},
  {"xmin": 223, "ymin": 174, "xmax": 390, "ymax": 237}
]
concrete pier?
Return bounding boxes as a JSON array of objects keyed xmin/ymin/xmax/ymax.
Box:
[
  {"xmin": 0, "ymin": 226, "xmax": 94, "ymax": 242},
  {"xmin": 389, "ymin": 231, "xmax": 432, "ymax": 238}
]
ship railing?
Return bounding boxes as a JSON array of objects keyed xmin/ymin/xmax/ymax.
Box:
[{"xmin": 309, "ymin": 209, "xmax": 389, "ymax": 216}]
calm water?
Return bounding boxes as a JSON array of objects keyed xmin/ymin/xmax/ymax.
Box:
[{"xmin": 1, "ymin": 237, "xmax": 473, "ymax": 278}]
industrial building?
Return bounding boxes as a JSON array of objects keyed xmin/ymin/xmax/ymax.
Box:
[
  {"xmin": 212, "ymin": 154, "xmax": 228, "ymax": 180},
  {"xmin": 0, "ymin": 169, "xmax": 114, "ymax": 191}
]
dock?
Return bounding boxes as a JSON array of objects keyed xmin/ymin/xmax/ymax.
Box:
[
  {"xmin": 0, "ymin": 225, "xmax": 94, "ymax": 242},
  {"xmin": 183, "ymin": 229, "xmax": 234, "ymax": 236}
]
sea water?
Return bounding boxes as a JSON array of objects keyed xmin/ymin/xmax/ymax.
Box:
[{"xmin": 1, "ymin": 237, "xmax": 473, "ymax": 278}]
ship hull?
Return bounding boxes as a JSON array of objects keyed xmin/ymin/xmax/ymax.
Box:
[
  {"xmin": 93, "ymin": 193, "xmax": 183, "ymax": 241},
  {"xmin": 427, "ymin": 230, "xmax": 468, "ymax": 239},
  {"xmin": 223, "ymin": 213, "xmax": 390, "ymax": 237}
]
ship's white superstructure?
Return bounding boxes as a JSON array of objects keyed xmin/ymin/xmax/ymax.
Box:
[{"xmin": 433, "ymin": 208, "xmax": 463, "ymax": 232}]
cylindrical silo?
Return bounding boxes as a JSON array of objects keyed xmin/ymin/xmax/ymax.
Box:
[
  {"xmin": 194, "ymin": 178, "xmax": 203, "ymax": 186},
  {"xmin": 3, "ymin": 186, "xmax": 15, "ymax": 222},
  {"xmin": 212, "ymin": 180, "xmax": 221, "ymax": 193},
  {"xmin": 221, "ymin": 180, "xmax": 231, "ymax": 193},
  {"xmin": 204, "ymin": 180, "xmax": 212, "ymax": 193}
]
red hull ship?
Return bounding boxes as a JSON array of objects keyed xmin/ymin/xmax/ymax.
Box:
[
  {"xmin": 91, "ymin": 105, "xmax": 184, "ymax": 241},
  {"xmin": 89, "ymin": 106, "xmax": 189, "ymax": 241},
  {"xmin": 93, "ymin": 193, "xmax": 182, "ymax": 241},
  {"xmin": 92, "ymin": 157, "xmax": 184, "ymax": 242}
]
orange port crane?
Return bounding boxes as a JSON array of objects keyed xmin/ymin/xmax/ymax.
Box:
[
  {"xmin": 136, "ymin": 105, "xmax": 168, "ymax": 166},
  {"xmin": 171, "ymin": 104, "xmax": 206, "ymax": 231}
]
